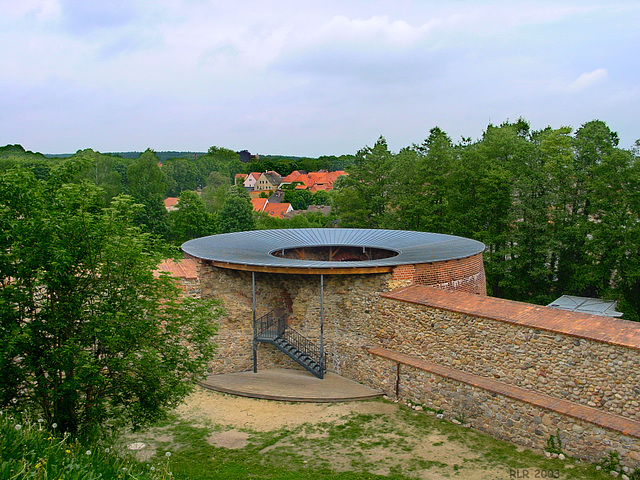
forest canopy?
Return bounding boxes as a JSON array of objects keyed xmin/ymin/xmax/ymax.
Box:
[{"xmin": 332, "ymin": 120, "xmax": 640, "ymax": 320}]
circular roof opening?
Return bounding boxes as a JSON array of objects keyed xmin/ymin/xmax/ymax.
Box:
[
  {"xmin": 270, "ymin": 245, "xmax": 399, "ymax": 262},
  {"xmin": 182, "ymin": 228, "xmax": 485, "ymax": 274}
]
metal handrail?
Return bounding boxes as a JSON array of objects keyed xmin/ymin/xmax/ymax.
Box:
[
  {"xmin": 254, "ymin": 307, "xmax": 325, "ymax": 375},
  {"xmin": 256, "ymin": 307, "xmax": 286, "ymax": 339},
  {"xmin": 281, "ymin": 325, "xmax": 323, "ymax": 371}
]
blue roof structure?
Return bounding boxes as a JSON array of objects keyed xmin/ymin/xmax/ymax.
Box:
[
  {"xmin": 182, "ymin": 228, "xmax": 485, "ymax": 273},
  {"xmin": 547, "ymin": 295, "xmax": 624, "ymax": 317}
]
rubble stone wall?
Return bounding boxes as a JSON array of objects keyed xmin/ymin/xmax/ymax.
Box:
[{"xmin": 194, "ymin": 256, "xmax": 640, "ymax": 468}]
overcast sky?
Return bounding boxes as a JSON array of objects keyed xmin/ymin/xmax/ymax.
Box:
[{"xmin": 1, "ymin": 0, "xmax": 639, "ymax": 156}]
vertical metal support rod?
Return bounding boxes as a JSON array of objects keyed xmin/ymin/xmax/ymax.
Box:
[
  {"xmin": 252, "ymin": 271, "xmax": 257, "ymax": 373},
  {"xmin": 320, "ymin": 274, "xmax": 324, "ymax": 379}
]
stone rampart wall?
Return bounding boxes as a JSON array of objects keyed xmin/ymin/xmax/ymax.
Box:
[
  {"xmin": 353, "ymin": 287, "xmax": 640, "ymax": 467},
  {"xmin": 362, "ymin": 350, "xmax": 640, "ymax": 466},
  {"xmin": 195, "ymin": 257, "xmax": 640, "ymax": 467},
  {"xmin": 374, "ymin": 294, "xmax": 640, "ymax": 420}
]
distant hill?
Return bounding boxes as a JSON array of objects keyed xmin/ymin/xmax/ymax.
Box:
[
  {"xmin": 1, "ymin": 144, "xmax": 47, "ymax": 159},
  {"xmin": 43, "ymin": 151, "xmax": 207, "ymax": 162}
]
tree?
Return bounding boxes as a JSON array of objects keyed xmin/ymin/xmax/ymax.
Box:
[
  {"xmin": 74, "ymin": 149, "xmax": 125, "ymax": 204},
  {"xmin": 311, "ymin": 190, "xmax": 330, "ymax": 206},
  {"xmin": 0, "ymin": 166, "xmax": 220, "ymax": 438},
  {"xmin": 199, "ymin": 147, "xmax": 243, "ymax": 184},
  {"xmin": 126, "ymin": 149, "xmax": 169, "ymax": 237},
  {"xmin": 387, "ymin": 127, "xmax": 455, "ymax": 232},
  {"xmin": 162, "ymin": 157, "xmax": 200, "ymax": 195},
  {"xmin": 168, "ymin": 190, "xmax": 216, "ymax": 244},
  {"xmin": 332, "ymin": 136, "xmax": 393, "ymax": 228},
  {"xmin": 200, "ymin": 171, "xmax": 231, "ymax": 214},
  {"xmin": 217, "ymin": 186, "xmax": 256, "ymax": 233},
  {"xmin": 284, "ymin": 189, "xmax": 313, "ymax": 210}
]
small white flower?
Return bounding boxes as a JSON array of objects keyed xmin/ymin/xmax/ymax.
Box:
[
  {"xmin": 86, "ymin": 450, "xmax": 91, "ymax": 456},
  {"xmin": 165, "ymin": 451, "xmax": 171, "ymax": 457},
  {"xmin": 151, "ymin": 467, "xmax": 156, "ymax": 471},
  {"xmin": 52, "ymin": 423, "xmax": 57, "ymax": 429},
  {"xmin": 14, "ymin": 424, "xmax": 22, "ymax": 430},
  {"xmin": 104, "ymin": 447, "xmax": 110, "ymax": 453},
  {"xmin": 38, "ymin": 419, "xmax": 44, "ymax": 423}
]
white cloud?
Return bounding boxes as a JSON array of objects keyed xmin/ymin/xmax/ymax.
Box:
[
  {"xmin": 318, "ymin": 15, "xmax": 438, "ymax": 47},
  {"xmin": 567, "ymin": 68, "xmax": 609, "ymax": 93},
  {"xmin": 0, "ymin": 0, "xmax": 60, "ymax": 20}
]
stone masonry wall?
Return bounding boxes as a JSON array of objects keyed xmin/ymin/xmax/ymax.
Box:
[
  {"xmin": 194, "ymin": 257, "xmax": 640, "ymax": 467},
  {"xmin": 343, "ymin": 288, "xmax": 640, "ymax": 467},
  {"xmin": 197, "ymin": 258, "xmax": 406, "ymax": 374},
  {"xmin": 362, "ymin": 352, "xmax": 640, "ymax": 466},
  {"xmin": 373, "ymin": 296, "xmax": 640, "ymax": 420}
]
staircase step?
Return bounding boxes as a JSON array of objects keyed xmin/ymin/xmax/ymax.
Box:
[{"xmin": 265, "ymin": 332, "xmax": 325, "ymax": 378}]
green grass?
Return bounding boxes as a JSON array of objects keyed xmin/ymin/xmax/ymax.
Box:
[
  {"xmin": 118, "ymin": 396, "xmax": 635, "ymax": 480},
  {"xmin": 0, "ymin": 411, "xmax": 172, "ymax": 479},
  {"xmin": 5, "ymin": 396, "xmax": 638, "ymax": 480}
]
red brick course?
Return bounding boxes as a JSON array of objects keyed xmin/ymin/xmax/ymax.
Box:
[{"xmin": 391, "ymin": 253, "xmax": 486, "ymax": 295}]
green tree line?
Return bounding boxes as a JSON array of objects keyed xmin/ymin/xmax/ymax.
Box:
[
  {"xmin": 332, "ymin": 119, "xmax": 640, "ymax": 319},
  {"xmin": 3, "ymin": 118, "xmax": 638, "ymax": 319},
  {"xmin": 0, "ymin": 145, "xmax": 341, "ymax": 241}
]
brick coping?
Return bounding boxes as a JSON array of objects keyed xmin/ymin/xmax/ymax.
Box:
[
  {"xmin": 368, "ymin": 346, "xmax": 640, "ymax": 439},
  {"xmin": 157, "ymin": 258, "xmax": 199, "ymax": 279},
  {"xmin": 381, "ymin": 285, "xmax": 640, "ymax": 351}
]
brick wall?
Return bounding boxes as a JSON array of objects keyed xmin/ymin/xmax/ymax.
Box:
[{"xmin": 391, "ymin": 253, "xmax": 486, "ymax": 295}]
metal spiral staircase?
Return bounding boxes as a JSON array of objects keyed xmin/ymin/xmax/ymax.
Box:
[{"xmin": 254, "ymin": 308, "xmax": 326, "ymax": 379}]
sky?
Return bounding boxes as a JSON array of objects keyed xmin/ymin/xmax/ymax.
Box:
[{"xmin": 1, "ymin": 0, "xmax": 639, "ymax": 157}]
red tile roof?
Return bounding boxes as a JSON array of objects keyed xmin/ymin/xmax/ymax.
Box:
[
  {"xmin": 251, "ymin": 197, "xmax": 268, "ymax": 212},
  {"xmin": 156, "ymin": 258, "xmax": 198, "ymax": 279},
  {"xmin": 281, "ymin": 171, "xmax": 305, "ymax": 183},
  {"xmin": 264, "ymin": 202, "xmax": 293, "ymax": 218},
  {"xmin": 164, "ymin": 197, "xmax": 179, "ymax": 210},
  {"xmin": 279, "ymin": 170, "xmax": 347, "ymax": 191}
]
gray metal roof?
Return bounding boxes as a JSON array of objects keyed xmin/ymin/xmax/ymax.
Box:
[
  {"xmin": 182, "ymin": 228, "xmax": 485, "ymax": 271},
  {"xmin": 547, "ymin": 295, "xmax": 623, "ymax": 317}
]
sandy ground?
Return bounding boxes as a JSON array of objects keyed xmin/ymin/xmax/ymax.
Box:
[
  {"xmin": 123, "ymin": 387, "xmax": 567, "ymax": 480},
  {"xmin": 175, "ymin": 388, "xmax": 399, "ymax": 432}
]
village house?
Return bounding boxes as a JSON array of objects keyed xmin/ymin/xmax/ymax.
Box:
[
  {"xmin": 243, "ymin": 172, "xmax": 261, "ymax": 190},
  {"xmin": 278, "ymin": 170, "xmax": 347, "ymax": 192},
  {"xmin": 250, "ymin": 196, "xmax": 293, "ymax": 218},
  {"xmin": 263, "ymin": 202, "xmax": 293, "ymax": 218},
  {"xmin": 164, "ymin": 197, "xmax": 179, "ymax": 212},
  {"xmin": 250, "ymin": 197, "xmax": 268, "ymax": 213},
  {"xmin": 254, "ymin": 171, "xmax": 282, "ymax": 191}
]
